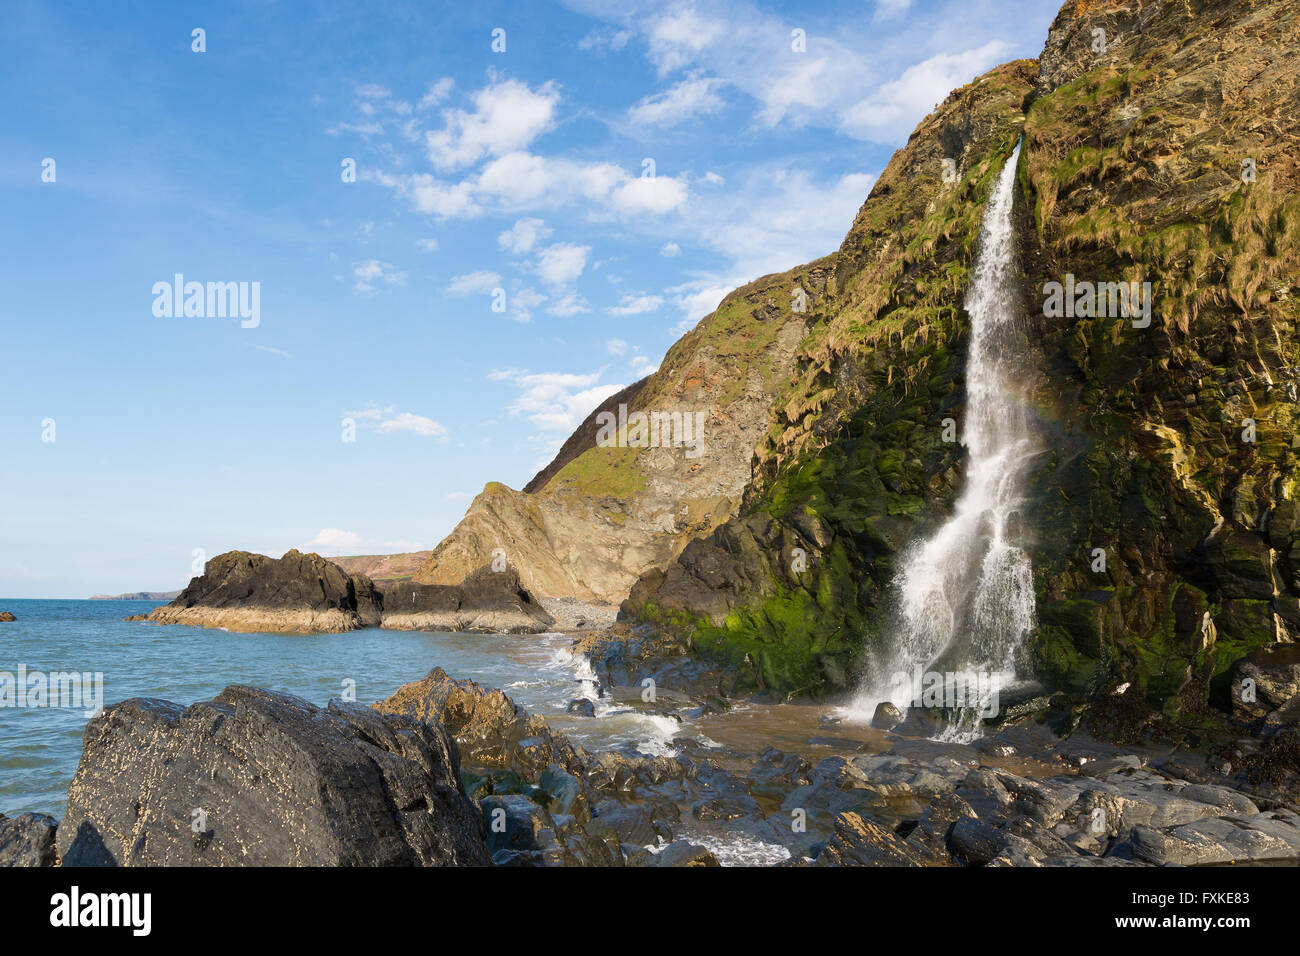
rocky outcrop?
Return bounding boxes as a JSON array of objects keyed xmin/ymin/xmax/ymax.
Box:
[
  {"xmin": 0, "ymin": 812, "xmax": 58, "ymax": 866},
  {"xmin": 138, "ymin": 549, "xmax": 383, "ymax": 633},
  {"xmin": 136, "ymin": 550, "xmax": 552, "ymax": 635},
  {"xmin": 414, "ymin": 258, "xmax": 836, "ymax": 604},
  {"xmin": 374, "ymin": 667, "xmax": 582, "ymax": 781},
  {"xmin": 57, "ymin": 685, "xmax": 491, "ymax": 866},
  {"xmin": 379, "ymin": 564, "xmax": 555, "ymax": 634},
  {"xmin": 0, "ymin": 611, "xmax": 13, "ymax": 622}
]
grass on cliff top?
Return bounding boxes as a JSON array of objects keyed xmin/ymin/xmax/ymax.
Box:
[{"xmin": 548, "ymin": 445, "xmax": 646, "ymax": 500}]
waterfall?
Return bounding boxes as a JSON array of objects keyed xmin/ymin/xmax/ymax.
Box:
[{"xmin": 851, "ymin": 141, "xmax": 1038, "ymax": 734}]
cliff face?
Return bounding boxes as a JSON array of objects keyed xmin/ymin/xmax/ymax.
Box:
[
  {"xmin": 624, "ymin": 58, "xmax": 1040, "ymax": 693},
  {"xmin": 414, "ymin": 257, "xmax": 836, "ymax": 603},
  {"xmin": 623, "ymin": 0, "xmax": 1300, "ymax": 710}
]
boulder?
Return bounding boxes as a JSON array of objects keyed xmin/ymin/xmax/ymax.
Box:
[
  {"xmin": 137, "ymin": 549, "xmax": 382, "ymax": 633},
  {"xmin": 0, "ymin": 812, "xmax": 58, "ymax": 866},
  {"xmin": 816, "ymin": 811, "xmax": 939, "ymax": 866},
  {"xmin": 1231, "ymin": 643, "xmax": 1300, "ymax": 722},
  {"xmin": 57, "ymin": 685, "xmax": 491, "ymax": 866},
  {"xmin": 0, "ymin": 611, "xmax": 14, "ymax": 622},
  {"xmin": 374, "ymin": 667, "xmax": 583, "ymax": 781},
  {"xmin": 871, "ymin": 701, "xmax": 904, "ymax": 731}
]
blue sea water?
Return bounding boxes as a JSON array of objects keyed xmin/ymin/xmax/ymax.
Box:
[{"xmin": 0, "ymin": 599, "xmax": 651, "ymax": 818}]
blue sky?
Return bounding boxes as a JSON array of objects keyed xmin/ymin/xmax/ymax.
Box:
[{"xmin": 0, "ymin": 0, "xmax": 1062, "ymax": 598}]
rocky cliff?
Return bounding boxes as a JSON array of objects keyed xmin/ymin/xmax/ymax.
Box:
[
  {"xmin": 414, "ymin": 257, "xmax": 838, "ymax": 604},
  {"xmin": 620, "ymin": 0, "xmax": 1300, "ymax": 717}
]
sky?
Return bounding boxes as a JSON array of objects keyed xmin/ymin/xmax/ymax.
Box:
[{"xmin": 0, "ymin": 0, "xmax": 1063, "ymax": 598}]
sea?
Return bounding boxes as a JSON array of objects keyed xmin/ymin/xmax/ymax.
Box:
[{"xmin": 0, "ymin": 598, "xmax": 693, "ymax": 819}]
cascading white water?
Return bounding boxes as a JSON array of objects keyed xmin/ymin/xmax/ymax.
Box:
[{"xmin": 851, "ymin": 142, "xmax": 1038, "ymax": 731}]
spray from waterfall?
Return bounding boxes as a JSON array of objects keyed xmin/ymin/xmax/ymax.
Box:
[{"xmin": 850, "ymin": 141, "xmax": 1038, "ymax": 735}]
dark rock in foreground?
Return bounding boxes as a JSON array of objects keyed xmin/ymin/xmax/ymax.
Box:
[
  {"xmin": 138, "ymin": 549, "xmax": 382, "ymax": 633},
  {"xmin": 0, "ymin": 812, "xmax": 58, "ymax": 866},
  {"xmin": 0, "ymin": 611, "xmax": 14, "ymax": 622},
  {"xmin": 379, "ymin": 563, "xmax": 555, "ymax": 633},
  {"xmin": 57, "ymin": 685, "xmax": 491, "ymax": 866}
]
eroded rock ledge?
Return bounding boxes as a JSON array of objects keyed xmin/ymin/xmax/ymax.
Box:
[{"xmin": 135, "ymin": 550, "xmax": 554, "ymax": 634}]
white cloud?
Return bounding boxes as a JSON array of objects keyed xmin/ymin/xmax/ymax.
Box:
[
  {"xmin": 839, "ymin": 40, "xmax": 1009, "ymax": 140},
  {"xmin": 628, "ymin": 74, "xmax": 726, "ymax": 127},
  {"xmin": 305, "ymin": 528, "xmax": 365, "ymax": 552},
  {"xmin": 646, "ymin": 8, "xmax": 727, "ymax": 73},
  {"xmin": 425, "ymin": 78, "xmax": 560, "ymax": 171},
  {"xmin": 418, "ymin": 77, "xmax": 455, "ymax": 110},
  {"xmin": 535, "ymin": 242, "xmax": 591, "ymax": 285},
  {"xmin": 377, "ymin": 412, "xmax": 449, "ymax": 439},
  {"xmin": 873, "ymin": 0, "xmax": 914, "ymax": 21},
  {"xmin": 353, "ymin": 259, "xmax": 406, "ymax": 293},
  {"xmin": 345, "ymin": 404, "xmax": 449, "ymax": 440},
  {"xmin": 303, "ymin": 528, "xmax": 426, "ymax": 556},
  {"xmin": 447, "ymin": 270, "xmax": 502, "ymax": 295},
  {"xmin": 547, "ymin": 291, "xmax": 590, "ymax": 317},
  {"xmin": 579, "ymin": 27, "xmax": 631, "ymax": 52},
  {"xmin": 406, "ymin": 173, "xmax": 481, "ymax": 218},
  {"xmin": 498, "ymin": 217, "xmax": 553, "ymax": 254},
  {"xmin": 416, "ymin": 238, "xmax": 439, "ymax": 252},
  {"xmin": 370, "ymin": 151, "xmax": 688, "ymax": 221},
  {"xmin": 511, "ymin": 286, "xmax": 546, "ymax": 323},
  {"xmin": 498, "ymin": 370, "xmax": 624, "ymax": 435},
  {"xmin": 607, "ymin": 294, "xmax": 663, "ymax": 316},
  {"xmin": 605, "ymin": 338, "xmax": 629, "ymax": 355},
  {"xmin": 630, "ymin": 354, "xmax": 659, "ymax": 376},
  {"xmin": 659, "ymin": 241, "xmax": 681, "ymax": 257},
  {"xmin": 666, "ymin": 279, "xmax": 734, "ymax": 332},
  {"xmin": 610, "ymin": 175, "xmax": 689, "ymax": 215}
]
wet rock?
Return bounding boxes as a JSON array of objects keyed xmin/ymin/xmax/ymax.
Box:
[
  {"xmin": 537, "ymin": 764, "xmax": 589, "ymax": 822},
  {"xmin": 481, "ymin": 794, "xmax": 621, "ymax": 867},
  {"xmin": 871, "ymin": 702, "xmax": 904, "ymax": 731},
  {"xmin": 1121, "ymin": 809, "xmax": 1300, "ymax": 866},
  {"xmin": 58, "ymin": 686, "xmax": 491, "ymax": 866},
  {"xmin": 374, "ymin": 667, "xmax": 583, "ymax": 782},
  {"xmin": 692, "ymin": 795, "xmax": 759, "ymax": 822},
  {"xmin": 949, "ymin": 817, "xmax": 1044, "ymax": 866},
  {"xmin": 587, "ymin": 801, "xmax": 665, "ymax": 846},
  {"xmin": 584, "ymin": 752, "xmax": 695, "ymax": 792},
  {"xmin": 566, "ymin": 698, "xmax": 596, "ymax": 717},
  {"xmin": 0, "ymin": 611, "xmax": 15, "ymax": 622},
  {"xmin": 1231, "ymin": 644, "xmax": 1300, "ymax": 722},
  {"xmin": 747, "ymin": 748, "xmax": 813, "ymax": 795},
  {"xmin": 910, "ymin": 792, "xmax": 977, "ymax": 856},
  {"xmin": 816, "ymin": 812, "xmax": 939, "ymax": 866},
  {"xmin": 0, "ymin": 812, "xmax": 58, "ymax": 866},
  {"xmin": 652, "ymin": 842, "xmax": 721, "ymax": 867}
]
